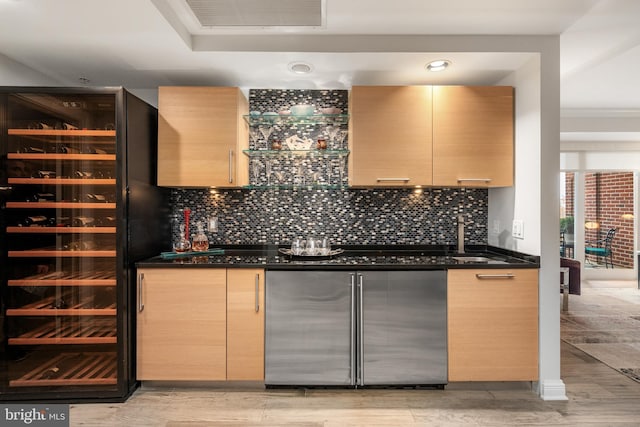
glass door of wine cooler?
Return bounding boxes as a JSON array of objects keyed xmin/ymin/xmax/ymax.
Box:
[{"xmin": 1, "ymin": 91, "xmax": 121, "ymax": 397}]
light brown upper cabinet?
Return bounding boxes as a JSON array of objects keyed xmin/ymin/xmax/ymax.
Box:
[
  {"xmin": 157, "ymin": 86, "xmax": 249, "ymax": 187},
  {"xmin": 349, "ymin": 86, "xmax": 433, "ymax": 187},
  {"xmin": 432, "ymin": 86, "xmax": 514, "ymax": 187}
]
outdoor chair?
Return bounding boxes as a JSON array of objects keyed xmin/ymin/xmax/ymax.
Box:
[{"xmin": 585, "ymin": 227, "xmax": 617, "ymax": 268}]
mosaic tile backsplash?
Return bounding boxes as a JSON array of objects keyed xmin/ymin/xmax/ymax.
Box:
[
  {"xmin": 169, "ymin": 89, "xmax": 488, "ymax": 246},
  {"xmin": 170, "ymin": 187, "xmax": 488, "ymax": 246}
]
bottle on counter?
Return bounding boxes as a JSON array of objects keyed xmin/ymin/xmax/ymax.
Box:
[
  {"xmin": 192, "ymin": 221, "xmax": 209, "ymax": 252},
  {"xmin": 173, "ymin": 223, "xmax": 191, "ymax": 253}
]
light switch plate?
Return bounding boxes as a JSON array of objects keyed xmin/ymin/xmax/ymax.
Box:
[
  {"xmin": 208, "ymin": 216, "xmax": 218, "ymax": 233},
  {"xmin": 512, "ymin": 219, "xmax": 524, "ymax": 239}
]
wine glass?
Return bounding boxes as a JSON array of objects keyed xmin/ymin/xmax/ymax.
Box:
[
  {"xmin": 248, "ymin": 128, "xmax": 261, "ymax": 150},
  {"xmin": 326, "ymin": 126, "xmax": 340, "ymax": 149},
  {"xmin": 319, "ymin": 237, "xmax": 331, "ymax": 256},
  {"xmin": 336, "ymin": 130, "xmax": 348, "ymax": 150},
  {"xmin": 250, "ymin": 159, "xmax": 262, "ymax": 185},
  {"xmin": 259, "ymin": 126, "xmax": 274, "ymax": 150},
  {"xmin": 264, "ymin": 159, "xmax": 272, "ymax": 186},
  {"xmin": 338, "ymin": 154, "xmax": 348, "ymax": 187}
]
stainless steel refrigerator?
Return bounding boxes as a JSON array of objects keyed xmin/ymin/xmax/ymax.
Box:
[{"xmin": 265, "ymin": 269, "xmax": 448, "ymax": 386}]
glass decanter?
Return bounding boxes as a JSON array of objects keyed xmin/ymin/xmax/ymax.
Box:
[
  {"xmin": 192, "ymin": 221, "xmax": 209, "ymax": 252},
  {"xmin": 173, "ymin": 223, "xmax": 191, "ymax": 253}
]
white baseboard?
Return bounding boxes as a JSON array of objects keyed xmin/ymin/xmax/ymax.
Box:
[{"xmin": 536, "ymin": 379, "xmax": 568, "ymax": 400}]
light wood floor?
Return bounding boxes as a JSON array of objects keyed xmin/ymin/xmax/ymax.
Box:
[{"xmin": 70, "ymin": 283, "xmax": 640, "ymax": 427}]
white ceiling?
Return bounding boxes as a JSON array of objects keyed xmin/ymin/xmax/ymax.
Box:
[{"xmin": 0, "ymin": 0, "xmax": 639, "ymax": 123}]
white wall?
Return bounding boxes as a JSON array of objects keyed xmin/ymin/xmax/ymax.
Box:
[
  {"xmin": 490, "ymin": 55, "xmax": 542, "ymax": 256},
  {"xmin": 488, "ymin": 41, "xmax": 565, "ymax": 400},
  {"xmin": 0, "ymin": 54, "xmax": 61, "ymax": 86}
]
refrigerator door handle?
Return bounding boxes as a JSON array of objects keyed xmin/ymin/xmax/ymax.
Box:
[
  {"xmin": 357, "ymin": 273, "xmax": 364, "ymax": 386},
  {"xmin": 350, "ymin": 273, "xmax": 356, "ymax": 385}
]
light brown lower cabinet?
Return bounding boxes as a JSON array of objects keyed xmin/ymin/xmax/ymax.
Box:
[
  {"xmin": 447, "ymin": 268, "xmax": 539, "ymax": 381},
  {"xmin": 227, "ymin": 268, "xmax": 265, "ymax": 380},
  {"xmin": 136, "ymin": 268, "xmax": 264, "ymax": 381}
]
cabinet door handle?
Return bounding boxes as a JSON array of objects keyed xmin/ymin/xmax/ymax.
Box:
[
  {"xmin": 376, "ymin": 178, "xmax": 410, "ymax": 182},
  {"xmin": 457, "ymin": 178, "xmax": 492, "ymax": 183},
  {"xmin": 138, "ymin": 272, "xmax": 145, "ymax": 312},
  {"xmin": 475, "ymin": 273, "xmax": 515, "ymax": 279},
  {"xmin": 228, "ymin": 149, "xmax": 234, "ymax": 183},
  {"xmin": 255, "ymin": 273, "xmax": 260, "ymax": 313}
]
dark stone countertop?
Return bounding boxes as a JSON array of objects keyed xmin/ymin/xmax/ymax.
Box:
[{"xmin": 136, "ymin": 244, "xmax": 539, "ymax": 270}]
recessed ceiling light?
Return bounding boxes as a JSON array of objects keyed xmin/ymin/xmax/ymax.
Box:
[
  {"xmin": 288, "ymin": 62, "xmax": 313, "ymax": 74},
  {"xmin": 425, "ymin": 60, "xmax": 451, "ymax": 72}
]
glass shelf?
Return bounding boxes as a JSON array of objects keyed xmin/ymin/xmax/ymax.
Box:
[
  {"xmin": 243, "ymin": 114, "xmax": 349, "ymax": 126},
  {"xmin": 243, "ymin": 149, "xmax": 350, "ymax": 157}
]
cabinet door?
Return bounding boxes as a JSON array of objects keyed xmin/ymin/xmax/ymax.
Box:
[
  {"xmin": 157, "ymin": 86, "xmax": 248, "ymax": 187},
  {"xmin": 433, "ymin": 86, "xmax": 514, "ymax": 187},
  {"xmin": 136, "ymin": 268, "xmax": 227, "ymax": 380},
  {"xmin": 227, "ymin": 268, "xmax": 264, "ymax": 380},
  {"xmin": 447, "ymin": 269, "xmax": 538, "ymax": 381},
  {"xmin": 349, "ymin": 86, "xmax": 433, "ymax": 187}
]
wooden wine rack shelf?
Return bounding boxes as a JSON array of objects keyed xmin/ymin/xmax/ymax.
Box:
[
  {"xmin": 9, "ymin": 129, "xmax": 116, "ymax": 137},
  {"xmin": 8, "ymin": 178, "xmax": 116, "ymax": 185},
  {"xmin": 10, "ymin": 352, "xmax": 117, "ymax": 387},
  {"xmin": 6, "ymin": 226, "xmax": 116, "ymax": 234},
  {"xmin": 9, "ymin": 319, "xmax": 117, "ymax": 345},
  {"xmin": 6, "ymin": 295, "xmax": 116, "ymax": 316},
  {"xmin": 7, "ymin": 153, "xmax": 116, "ymax": 161},
  {"xmin": 8, "ymin": 250, "xmax": 116, "ymax": 258},
  {"xmin": 9, "ymin": 270, "xmax": 116, "ymax": 287},
  {"xmin": 6, "ymin": 202, "xmax": 116, "ymax": 209}
]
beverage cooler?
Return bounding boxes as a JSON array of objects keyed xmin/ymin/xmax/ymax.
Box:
[{"xmin": 0, "ymin": 87, "xmax": 170, "ymax": 401}]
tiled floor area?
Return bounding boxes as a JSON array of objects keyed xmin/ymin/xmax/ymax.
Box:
[{"xmin": 69, "ymin": 281, "xmax": 640, "ymax": 426}]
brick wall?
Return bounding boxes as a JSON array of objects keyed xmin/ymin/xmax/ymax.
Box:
[
  {"xmin": 564, "ymin": 173, "xmax": 574, "ymax": 219},
  {"xmin": 584, "ymin": 172, "xmax": 634, "ymax": 268}
]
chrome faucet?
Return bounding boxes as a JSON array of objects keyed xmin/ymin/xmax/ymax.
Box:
[{"xmin": 457, "ymin": 215, "xmax": 465, "ymax": 254}]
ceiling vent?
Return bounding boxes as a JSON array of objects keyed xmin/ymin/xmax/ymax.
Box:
[{"xmin": 185, "ymin": 0, "xmax": 323, "ymax": 27}]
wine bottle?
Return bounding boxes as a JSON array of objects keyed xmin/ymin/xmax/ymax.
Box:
[
  {"xmin": 74, "ymin": 170, "xmax": 94, "ymax": 178},
  {"xmin": 17, "ymin": 145, "xmax": 45, "ymax": 153},
  {"xmin": 19, "ymin": 216, "xmax": 55, "ymax": 227},
  {"xmin": 32, "ymin": 170, "xmax": 56, "ymax": 179},
  {"xmin": 96, "ymin": 216, "xmax": 116, "ymax": 226},
  {"xmin": 72, "ymin": 216, "xmax": 95, "ymax": 227},
  {"xmin": 81, "ymin": 145, "xmax": 108, "ymax": 155},
  {"xmin": 40, "ymin": 366, "xmax": 61, "ymax": 380},
  {"xmin": 25, "ymin": 192, "xmax": 55, "ymax": 202},
  {"xmin": 57, "ymin": 144, "xmax": 80, "ymax": 154},
  {"xmin": 85, "ymin": 193, "xmax": 115, "ymax": 203},
  {"xmin": 54, "ymin": 216, "xmax": 71, "ymax": 227}
]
